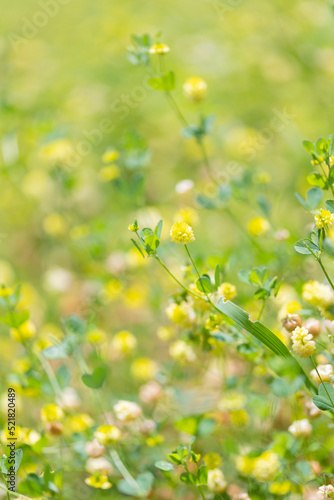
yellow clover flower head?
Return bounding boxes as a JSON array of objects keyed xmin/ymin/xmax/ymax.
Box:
[
  {"xmin": 252, "ymin": 451, "xmax": 280, "ymax": 482},
  {"xmin": 170, "ymin": 221, "xmax": 195, "ymax": 244},
  {"xmin": 291, "ymin": 326, "xmax": 316, "ymax": 358},
  {"xmin": 248, "ymin": 216, "xmax": 270, "ymax": 237},
  {"xmin": 302, "ymin": 280, "xmax": 334, "ymax": 308},
  {"xmin": 11, "ymin": 320, "xmax": 36, "ymax": 342},
  {"xmin": 131, "ymin": 358, "xmax": 158, "ymax": 381},
  {"xmin": 219, "ymin": 282, "xmax": 237, "ymax": 301},
  {"xmin": 111, "ymin": 330, "xmax": 137, "ymax": 356},
  {"xmin": 207, "ymin": 468, "xmax": 227, "ymax": 493},
  {"xmin": 204, "ymin": 453, "xmax": 223, "ymax": 470},
  {"xmin": 128, "ymin": 219, "xmax": 139, "ymax": 232},
  {"xmin": 183, "ymin": 77, "xmax": 207, "ymax": 102},
  {"xmin": 85, "ymin": 473, "xmax": 112, "ymax": 490},
  {"xmin": 94, "ymin": 425, "xmax": 122, "ymax": 445},
  {"xmin": 269, "ymin": 481, "xmax": 292, "ymax": 495},
  {"xmin": 102, "ymin": 149, "xmax": 119, "ymax": 163},
  {"xmin": 41, "ymin": 404, "xmax": 64, "ymax": 423},
  {"xmin": 149, "ymin": 43, "xmax": 170, "ymax": 55},
  {"xmin": 315, "ymin": 209, "xmax": 334, "ymax": 229}
]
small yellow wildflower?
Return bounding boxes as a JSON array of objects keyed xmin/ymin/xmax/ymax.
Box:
[
  {"xmin": 252, "ymin": 451, "xmax": 280, "ymax": 482},
  {"xmin": 156, "ymin": 326, "xmax": 175, "ymax": 341},
  {"xmin": 102, "ymin": 150, "xmax": 119, "ymax": 163},
  {"xmin": 236, "ymin": 455, "xmax": 256, "ymax": 476},
  {"xmin": 230, "ymin": 409, "xmax": 249, "ymax": 426},
  {"xmin": 183, "ymin": 77, "xmax": 207, "ymax": 102},
  {"xmin": 170, "ymin": 221, "xmax": 195, "ymax": 244},
  {"xmin": 219, "ymin": 282, "xmax": 237, "ymax": 301},
  {"xmin": 169, "ymin": 340, "xmax": 196, "ymax": 364},
  {"xmin": 315, "ymin": 209, "xmax": 334, "ymax": 229},
  {"xmin": 43, "ymin": 213, "xmax": 67, "ymax": 237},
  {"xmin": 291, "ymin": 326, "xmax": 316, "ymax": 358},
  {"xmin": 207, "ymin": 469, "xmax": 227, "ymax": 493},
  {"xmin": 248, "ymin": 217, "xmax": 270, "ymax": 237},
  {"xmin": 269, "ymin": 481, "xmax": 292, "ymax": 495},
  {"xmin": 99, "ymin": 165, "xmax": 120, "ymax": 182},
  {"xmin": 11, "ymin": 320, "xmax": 36, "ymax": 342},
  {"xmin": 204, "ymin": 453, "xmax": 223, "ymax": 470},
  {"xmin": 302, "ymin": 280, "xmax": 334, "ymax": 308},
  {"xmin": 41, "ymin": 404, "xmax": 64, "ymax": 423},
  {"xmin": 111, "ymin": 330, "xmax": 137, "ymax": 356},
  {"xmin": 165, "ymin": 301, "xmax": 196, "ymax": 327},
  {"xmin": 85, "ymin": 473, "xmax": 112, "ymax": 490},
  {"xmin": 128, "ymin": 219, "xmax": 139, "ymax": 232},
  {"xmin": 87, "ymin": 329, "xmax": 107, "ymax": 344},
  {"xmin": 131, "ymin": 358, "xmax": 158, "ymax": 381},
  {"xmin": 149, "ymin": 43, "xmax": 170, "ymax": 54},
  {"xmin": 94, "ymin": 425, "xmax": 122, "ymax": 445}
]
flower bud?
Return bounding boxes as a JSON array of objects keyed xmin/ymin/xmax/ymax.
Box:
[
  {"xmin": 304, "ymin": 318, "xmax": 321, "ymax": 338},
  {"xmin": 45, "ymin": 421, "xmax": 63, "ymax": 436},
  {"xmin": 282, "ymin": 314, "xmax": 302, "ymax": 332}
]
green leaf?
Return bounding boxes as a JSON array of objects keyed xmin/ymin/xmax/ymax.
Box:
[
  {"xmin": 174, "ymin": 417, "xmax": 198, "ymax": 435},
  {"xmin": 131, "ymin": 238, "xmax": 145, "ymax": 257},
  {"xmin": 214, "ymin": 265, "xmax": 221, "ymax": 289},
  {"xmin": 303, "ymin": 140, "xmax": 315, "ymax": 155},
  {"xmin": 155, "ymin": 461, "xmax": 174, "ymax": 471},
  {"xmin": 117, "ymin": 472, "xmax": 153, "ymax": 497},
  {"xmin": 148, "ymin": 71, "xmax": 175, "ymax": 91},
  {"xmin": 295, "ymin": 192, "xmax": 311, "ymax": 211},
  {"xmin": 196, "ymin": 194, "xmax": 216, "ymax": 209},
  {"xmin": 294, "ymin": 239, "xmax": 319, "ymax": 255},
  {"xmin": 325, "ymin": 200, "xmax": 334, "ymax": 213},
  {"xmin": 329, "ymin": 135, "xmax": 334, "ymax": 156},
  {"xmin": 42, "ymin": 343, "xmax": 68, "ymax": 360},
  {"xmin": 18, "ymin": 473, "xmax": 44, "ymax": 497},
  {"xmin": 306, "ymin": 172, "xmax": 327, "ymax": 189},
  {"xmin": 63, "ymin": 314, "xmax": 86, "ymax": 336},
  {"xmin": 312, "ymin": 395, "xmax": 334, "ymax": 412},
  {"xmin": 324, "ymin": 238, "xmax": 334, "ymax": 257},
  {"xmin": 196, "ymin": 275, "xmax": 212, "ymax": 294},
  {"xmin": 82, "ymin": 365, "xmax": 109, "ymax": 389},
  {"xmin": 306, "ymin": 187, "xmax": 323, "ymax": 209},
  {"xmin": 216, "ymin": 300, "xmax": 315, "ymax": 392},
  {"xmin": 0, "ymin": 310, "xmax": 29, "ymax": 328},
  {"xmin": 155, "ymin": 220, "xmax": 163, "ymax": 239},
  {"xmin": 180, "ymin": 472, "xmax": 197, "ymax": 485},
  {"xmin": 197, "ymin": 465, "xmax": 208, "ymax": 486},
  {"xmin": 238, "ymin": 269, "xmax": 252, "ymax": 284}
]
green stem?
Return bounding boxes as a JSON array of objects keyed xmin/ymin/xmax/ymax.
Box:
[
  {"xmin": 318, "ymin": 257, "xmax": 334, "ymax": 292},
  {"xmin": 257, "ymin": 299, "xmax": 266, "ymax": 321},
  {"xmin": 184, "ymin": 244, "xmax": 210, "ymax": 302},
  {"xmin": 109, "ymin": 449, "xmax": 143, "ymax": 496},
  {"xmin": 311, "ymin": 356, "xmax": 334, "ymax": 408},
  {"xmin": 154, "ymin": 254, "xmax": 203, "ymax": 300},
  {"xmin": 198, "ymin": 485, "xmax": 207, "ymax": 500},
  {"xmin": 0, "ymin": 474, "xmax": 10, "ymax": 500}
]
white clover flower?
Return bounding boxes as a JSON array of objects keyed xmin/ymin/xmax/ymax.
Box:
[
  {"xmin": 317, "ymin": 485, "xmax": 334, "ymax": 498},
  {"xmin": 113, "ymin": 400, "xmax": 142, "ymax": 422},
  {"xmin": 86, "ymin": 457, "xmax": 113, "ymax": 475},
  {"xmin": 288, "ymin": 419, "xmax": 312, "ymax": 438},
  {"xmin": 207, "ymin": 468, "xmax": 227, "ymax": 493},
  {"xmin": 291, "ymin": 326, "xmax": 316, "ymax": 358},
  {"xmin": 311, "ymin": 364, "xmax": 334, "ymax": 383},
  {"xmin": 169, "ymin": 340, "xmax": 196, "ymax": 364}
]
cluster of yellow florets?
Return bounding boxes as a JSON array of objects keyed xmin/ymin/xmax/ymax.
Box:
[
  {"xmin": 247, "ymin": 217, "xmax": 270, "ymax": 237},
  {"xmin": 149, "ymin": 43, "xmax": 170, "ymax": 54},
  {"xmin": 165, "ymin": 301, "xmax": 196, "ymax": 327},
  {"xmin": 236, "ymin": 451, "xmax": 280, "ymax": 482},
  {"xmin": 315, "ymin": 209, "xmax": 334, "ymax": 229},
  {"xmin": 170, "ymin": 221, "xmax": 195, "ymax": 244},
  {"xmin": 302, "ymin": 280, "xmax": 334, "ymax": 309},
  {"xmin": 291, "ymin": 326, "xmax": 316, "ymax": 358},
  {"xmin": 183, "ymin": 77, "xmax": 207, "ymax": 102},
  {"xmin": 207, "ymin": 468, "xmax": 227, "ymax": 493},
  {"xmin": 219, "ymin": 282, "xmax": 237, "ymax": 301}
]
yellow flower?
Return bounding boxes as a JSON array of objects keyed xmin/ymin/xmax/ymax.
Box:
[
  {"xmin": 252, "ymin": 451, "xmax": 280, "ymax": 482},
  {"xmin": 43, "ymin": 213, "xmax": 67, "ymax": 237},
  {"xmin": 149, "ymin": 43, "xmax": 170, "ymax": 54},
  {"xmin": 183, "ymin": 77, "xmax": 207, "ymax": 102},
  {"xmin": 156, "ymin": 326, "xmax": 175, "ymax": 341},
  {"xmin": 236, "ymin": 456, "xmax": 256, "ymax": 476},
  {"xmin": 169, "ymin": 340, "xmax": 196, "ymax": 364},
  {"xmin": 102, "ymin": 150, "xmax": 119, "ymax": 163},
  {"xmin": 207, "ymin": 469, "xmax": 227, "ymax": 493},
  {"xmin": 99, "ymin": 165, "xmax": 120, "ymax": 182},
  {"xmin": 11, "ymin": 320, "xmax": 36, "ymax": 342},
  {"xmin": 111, "ymin": 330, "xmax": 137, "ymax": 356},
  {"xmin": 87, "ymin": 329, "xmax": 107, "ymax": 344},
  {"xmin": 166, "ymin": 301, "xmax": 195, "ymax": 327},
  {"xmin": 146, "ymin": 434, "xmax": 164, "ymax": 447},
  {"xmin": 131, "ymin": 358, "xmax": 158, "ymax": 381},
  {"xmin": 170, "ymin": 221, "xmax": 195, "ymax": 244},
  {"xmin": 204, "ymin": 453, "xmax": 223, "ymax": 470},
  {"xmin": 302, "ymin": 280, "xmax": 334, "ymax": 308},
  {"xmin": 128, "ymin": 219, "xmax": 139, "ymax": 232},
  {"xmin": 291, "ymin": 326, "xmax": 316, "ymax": 358},
  {"xmin": 94, "ymin": 425, "xmax": 122, "ymax": 445},
  {"xmin": 248, "ymin": 217, "xmax": 270, "ymax": 237},
  {"xmin": 314, "ymin": 209, "xmax": 334, "ymax": 229},
  {"xmin": 219, "ymin": 282, "xmax": 237, "ymax": 301},
  {"xmin": 0, "ymin": 286, "xmax": 14, "ymax": 297},
  {"xmin": 219, "ymin": 393, "xmax": 246, "ymax": 411},
  {"xmin": 40, "ymin": 138, "xmax": 74, "ymax": 164},
  {"xmin": 205, "ymin": 314, "xmax": 223, "ymax": 331},
  {"xmin": 65, "ymin": 414, "xmax": 94, "ymax": 433},
  {"xmin": 41, "ymin": 404, "xmax": 64, "ymax": 423},
  {"xmin": 85, "ymin": 473, "xmax": 112, "ymax": 489},
  {"xmin": 230, "ymin": 409, "xmax": 249, "ymax": 426},
  {"xmin": 175, "ymin": 207, "xmax": 199, "ymax": 226},
  {"xmin": 269, "ymin": 481, "xmax": 292, "ymax": 495}
]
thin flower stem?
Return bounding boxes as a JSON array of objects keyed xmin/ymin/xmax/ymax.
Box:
[
  {"xmin": 184, "ymin": 244, "xmax": 210, "ymax": 302},
  {"xmin": 109, "ymin": 449, "xmax": 144, "ymax": 496},
  {"xmin": 0, "ymin": 483, "xmax": 31, "ymax": 500},
  {"xmin": 318, "ymin": 257, "xmax": 334, "ymax": 292},
  {"xmin": 198, "ymin": 485, "xmax": 207, "ymax": 500},
  {"xmin": 257, "ymin": 299, "xmax": 266, "ymax": 321},
  {"xmin": 0, "ymin": 475, "xmax": 10, "ymax": 500},
  {"xmin": 154, "ymin": 254, "xmax": 203, "ymax": 300},
  {"xmin": 311, "ymin": 356, "xmax": 334, "ymax": 408}
]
